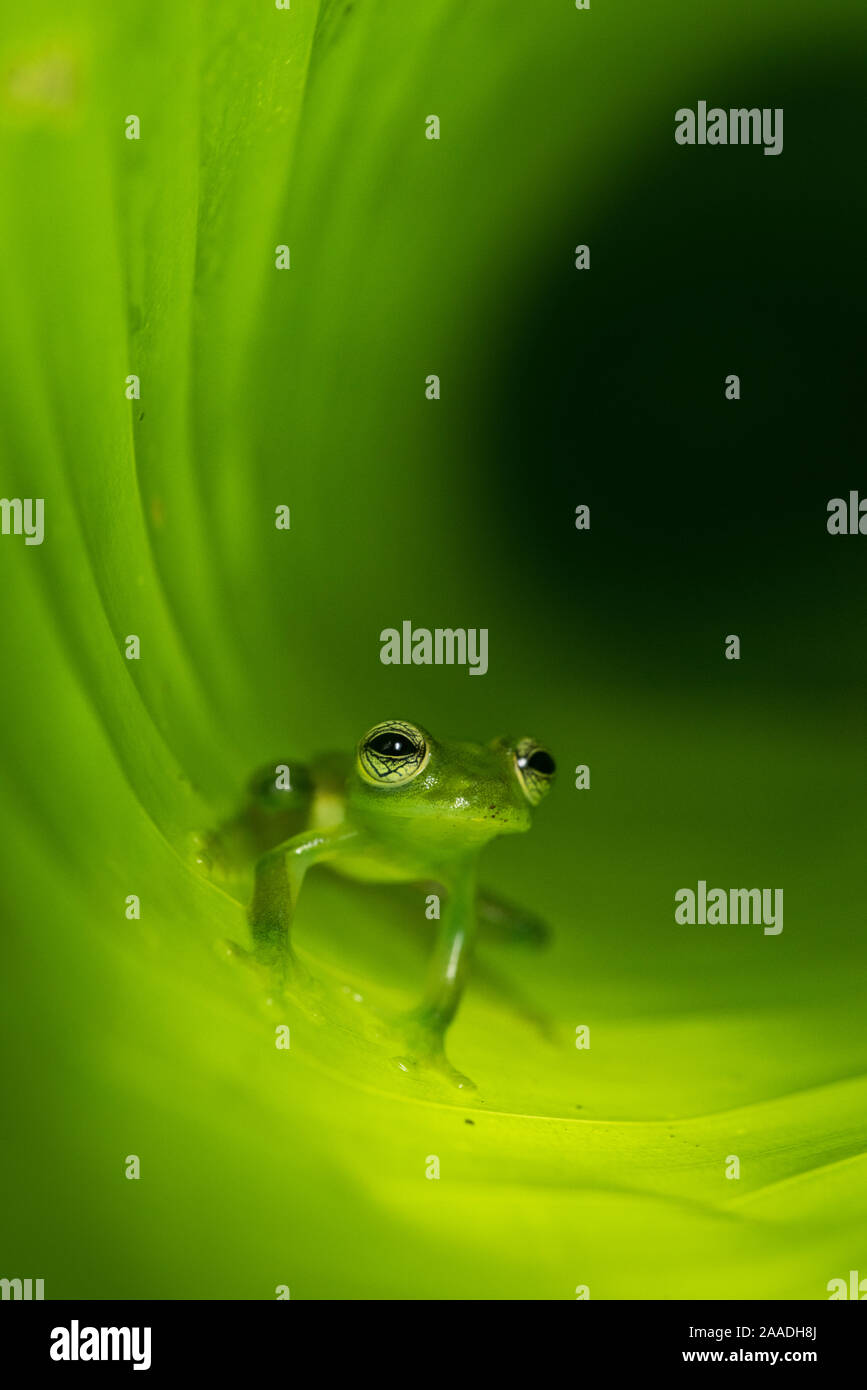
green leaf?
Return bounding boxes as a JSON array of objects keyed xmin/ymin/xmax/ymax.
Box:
[{"xmin": 1, "ymin": 0, "xmax": 866, "ymax": 1299}]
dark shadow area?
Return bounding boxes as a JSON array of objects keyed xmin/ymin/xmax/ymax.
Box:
[{"xmin": 488, "ymin": 51, "xmax": 867, "ymax": 690}]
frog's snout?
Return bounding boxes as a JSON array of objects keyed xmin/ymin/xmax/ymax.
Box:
[{"xmin": 468, "ymin": 802, "xmax": 531, "ymax": 834}]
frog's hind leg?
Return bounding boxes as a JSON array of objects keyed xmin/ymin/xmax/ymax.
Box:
[
  {"xmin": 200, "ymin": 760, "xmax": 314, "ymax": 881},
  {"xmin": 474, "ymin": 888, "xmax": 557, "ymax": 1042},
  {"xmin": 476, "ymin": 888, "xmax": 550, "ymax": 949},
  {"xmin": 471, "ymin": 958, "xmax": 558, "ymax": 1044}
]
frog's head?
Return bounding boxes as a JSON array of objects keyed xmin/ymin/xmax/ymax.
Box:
[{"xmin": 348, "ymin": 719, "xmax": 555, "ymax": 848}]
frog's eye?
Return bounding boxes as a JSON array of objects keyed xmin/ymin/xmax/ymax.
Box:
[
  {"xmin": 514, "ymin": 739, "xmax": 556, "ymax": 806},
  {"xmin": 358, "ymin": 720, "xmax": 429, "ymax": 785}
]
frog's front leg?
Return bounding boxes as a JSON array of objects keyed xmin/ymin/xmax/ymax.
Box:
[
  {"xmin": 395, "ymin": 865, "xmax": 478, "ymax": 1090},
  {"xmin": 244, "ymin": 825, "xmax": 359, "ymax": 989}
]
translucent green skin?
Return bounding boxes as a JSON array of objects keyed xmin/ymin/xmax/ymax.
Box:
[
  {"xmin": 220, "ymin": 721, "xmax": 553, "ymax": 1088},
  {"xmin": 341, "ymin": 731, "xmax": 535, "ymax": 879}
]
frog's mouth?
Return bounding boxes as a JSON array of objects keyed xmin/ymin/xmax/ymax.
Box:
[
  {"xmin": 374, "ymin": 799, "xmax": 531, "ymax": 840},
  {"xmin": 467, "ymin": 809, "xmax": 530, "ymax": 832},
  {"xmin": 452, "ymin": 804, "xmax": 532, "ymax": 838}
]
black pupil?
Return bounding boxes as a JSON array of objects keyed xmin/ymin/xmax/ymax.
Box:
[
  {"xmin": 369, "ymin": 732, "xmax": 415, "ymax": 758},
  {"xmin": 527, "ymin": 749, "xmax": 555, "ymax": 776}
]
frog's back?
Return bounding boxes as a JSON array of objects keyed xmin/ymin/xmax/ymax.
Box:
[{"xmin": 247, "ymin": 748, "xmax": 436, "ymax": 884}]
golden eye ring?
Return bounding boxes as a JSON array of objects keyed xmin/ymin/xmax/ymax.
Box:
[
  {"xmin": 358, "ymin": 720, "xmax": 430, "ymax": 786},
  {"xmin": 514, "ymin": 738, "xmax": 556, "ymax": 805}
]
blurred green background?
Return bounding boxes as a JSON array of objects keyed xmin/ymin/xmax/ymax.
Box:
[{"xmin": 1, "ymin": 0, "xmax": 866, "ymax": 1299}]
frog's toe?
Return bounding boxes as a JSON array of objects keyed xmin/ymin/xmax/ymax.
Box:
[
  {"xmin": 282, "ymin": 963, "xmax": 330, "ymax": 1022},
  {"xmin": 218, "ymin": 936, "xmax": 259, "ymax": 969},
  {"xmin": 390, "ymin": 1050, "xmax": 476, "ymax": 1091},
  {"xmin": 438, "ymin": 1058, "xmax": 477, "ymax": 1091},
  {"xmin": 391, "ymin": 1052, "xmax": 419, "ymax": 1077},
  {"xmin": 192, "ymin": 831, "xmax": 214, "ymax": 873},
  {"xmin": 390, "ymin": 1015, "xmax": 476, "ymax": 1091},
  {"xmin": 196, "ymin": 829, "xmax": 237, "ymax": 881},
  {"xmin": 219, "ymin": 937, "xmax": 317, "ymax": 1001}
]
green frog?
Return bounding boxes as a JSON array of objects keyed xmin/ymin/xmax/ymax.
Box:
[{"xmin": 207, "ymin": 719, "xmax": 555, "ymax": 1087}]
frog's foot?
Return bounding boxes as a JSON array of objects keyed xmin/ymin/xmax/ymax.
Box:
[
  {"xmin": 194, "ymin": 828, "xmax": 239, "ymax": 882},
  {"xmin": 392, "ymin": 1050, "xmax": 476, "ymax": 1092},
  {"xmin": 218, "ymin": 937, "xmax": 324, "ymax": 1013},
  {"xmin": 193, "ymin": 830, "xmax": 217, "ymax": 875},
  {"xmin": 218, "ymin": 936, "xmax": 261, "ymax": 973},
  {"xmin": 390, "ymin": 1010, "xmax": 476, "ymax": 1092}
]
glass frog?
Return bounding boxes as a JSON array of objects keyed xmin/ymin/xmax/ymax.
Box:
[{"xmin": 207, "ymin": 720, "xmax": 555, "ymax": 1088}]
